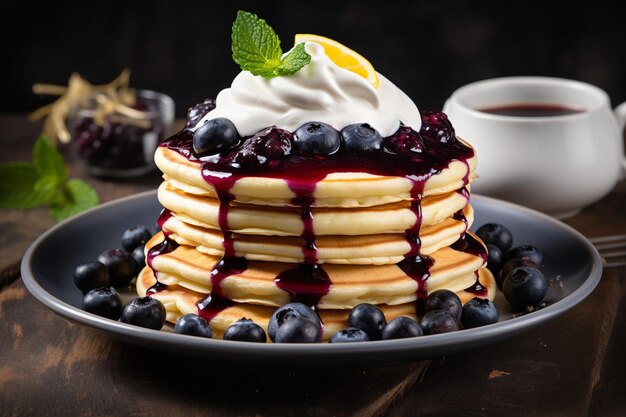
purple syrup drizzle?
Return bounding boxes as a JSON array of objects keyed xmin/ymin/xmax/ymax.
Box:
[
  {"xmin": 397, "ymin": 255, "xmax": 434, "ymax": 300},
  {"xmin": 197, "ymin": 257, "xmax": 247, "ymax": 321},
  {"xmin": 195, "ymin": 163, "xmax": 251, "ymax": 317},
  {"xmin": 161, "ymin": 112, "xmax": 475, "ymax": 309},
  {"xmin": 451, "ymin": 232, "xmax": 488, "ymax": 263},
  {"xmin": 157, "ymin": 208, "xmax": 173, "ymax": 237},
  {"xmin": 404, "ymin": 178, "xmax": 426, "ymax": 258},
  {"xmin": 143, "ymin": 209, "xmax": 178, "ymax": 294},
  {"xmin": 145, "ymin": 236, "xmax": 179, "ymax": 292},
  {"xmin": 146, "ymin": 281, "xmax": 168, "ymax": 295},
  {"xmin": 288, "ymin": 178, "xmax": 319, "ymax": 265},
  {"xmin": 274, "ymin": 264, "xmax": 332, "ymax": 308},
  {"xmin": 452, "ymin": 187, "xmax": 471, "ymax": 240},
  {"xmin": 146, "ymin": 237, "xmax": 179, "ymax": 270},
  {"xmin": 464, "ymin": 271, "xmax": 488, "ymax": 297}
]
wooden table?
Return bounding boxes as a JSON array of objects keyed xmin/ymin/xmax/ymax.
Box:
[{"xmin": 1, "ymin": 114, "xmax": 625, "ymax": 416}]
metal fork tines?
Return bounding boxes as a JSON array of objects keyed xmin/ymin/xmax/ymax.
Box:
[{"xmin": 589, "ymin": 234, "xmax": 626, "ymax": 268}]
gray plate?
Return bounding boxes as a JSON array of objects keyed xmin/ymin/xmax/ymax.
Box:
[{"xmin": 21, "ymin": 191, "xmax": 603, "ymax": 368}]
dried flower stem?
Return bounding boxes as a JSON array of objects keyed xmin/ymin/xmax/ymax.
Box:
[{"xmin": 29, "ymin": 69, "xmax": 150, "ymax": 143}]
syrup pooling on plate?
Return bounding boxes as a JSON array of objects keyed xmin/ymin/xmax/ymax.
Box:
[{"xmin": 160, "ymin": 111, "xmax": 475, "ymax": 310}]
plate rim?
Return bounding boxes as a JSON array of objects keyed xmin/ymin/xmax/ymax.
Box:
[{"xmin": 20, "ymin": 191, "xmax": 604, "ymax": 365}]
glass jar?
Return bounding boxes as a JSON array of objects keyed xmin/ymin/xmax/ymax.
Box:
[{"xmin": 69, "ymin": 89, "xmax": 175, "ymax": 179}]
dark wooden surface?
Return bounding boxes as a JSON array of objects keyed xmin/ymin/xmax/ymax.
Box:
[{"xmin": 1, "ymin": 114, "xmax": 625, "ymax": 416}]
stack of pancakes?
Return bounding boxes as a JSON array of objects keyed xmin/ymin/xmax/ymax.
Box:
[{"xmin": 137, "ymin": 139, "xmax": 496, "ymax": 340}]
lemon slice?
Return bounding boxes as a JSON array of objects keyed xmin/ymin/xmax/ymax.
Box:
[{"xmin": 295, "ymin": 34, "xmax": 380, "ymax": 88}]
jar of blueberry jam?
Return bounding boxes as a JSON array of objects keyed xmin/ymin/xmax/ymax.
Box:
[{"xmin": 70, "ymin": 90, "xmax": 174, "ymax": 178}]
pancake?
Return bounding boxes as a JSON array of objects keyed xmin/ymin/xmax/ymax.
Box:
[
  {"xmin": 158, "ymin": 181, "xmax": 470, "ymax": 237},
  {"xmin": 136, "ymin": 266, "xmax": 496, "ymax": 341},
  {"xmin": 163, "ymin": 204, "xmax": 474, "ymax": 263},
  {"xmin": 155, "ymin": 144, "xmax": 477, "ymax": 208},
  {"xmin": 144, "ymin": 230, "xmax": 487, "ymax": 309},
  {"xmin": 161, "ymin": 204, "xmax": 474, "ymax": 264}
]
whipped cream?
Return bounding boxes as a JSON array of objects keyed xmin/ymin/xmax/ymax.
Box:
[{"xmin": 198, "ymin": 42, "xmax": 421, "ymax": 137}]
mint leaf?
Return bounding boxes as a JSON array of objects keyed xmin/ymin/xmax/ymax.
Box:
[
  {"xmin": 277, "ymin": 42, "xmax": 311, "ymax": 75},
  {"xmin": 49, "ymin": 178, "xmax": 100, "ymax": 221},
  {"xmin": 33, "ymin": 136, "xmax": 67, "ymax": 182},
  {"xmin": 231, "ymin": 10, "xmax": 310, "ymax": 77},
  {"xmin": 0, "ymin": 162, "xmax": 51, "ymax": 209},
  {"xmin": 0, "ymin": 136, "xmax": 100, "ymax": 221},
  {"xmin": 34, "ymin": 176, "xmax": 58, "ymax": 202},
  {"xmin": 232, "ymin": 11, "xmax": 282, "ymax": 76}
]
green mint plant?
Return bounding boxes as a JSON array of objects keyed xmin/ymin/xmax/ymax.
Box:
[
  {"xmin": 231, "ymin": 10, "xmax": 311, "ymax": 77},
  {"xmin": 0, "ymin": 136, "xmax": 99, "ymax": 221}
]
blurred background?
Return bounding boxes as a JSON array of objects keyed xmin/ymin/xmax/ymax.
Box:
[{"xmin": 3, "ymin": 0, "xmax": 626, "ymax": 117}]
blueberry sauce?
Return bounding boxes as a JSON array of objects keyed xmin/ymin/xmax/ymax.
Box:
[
  {"xmin": 145, "ymin": 236, "xmax": 179, "ymax": 291},
  {"xmin": 451, "ymin": 188, "xmax": 471, "ymax": 242},
  {"xmin": 464, "ymin": 271, "xmax": 489, "ymax": 297},
  {"xmin": 275, "ymin": 264, "xmax": 332, "ymax": 308},
  {"xmin": 146, "ymin": 281, "xmax": 168, "ymax": 295},
  {"xmin": 451, "ymin": 232, "xmax": 488, "ymax": 263},
  {"xmin": 197, "ymin": 257, "xmax": 247, "ymax": 321},
  {"xmin": 404, "ymin": 179, "xmax": 425, "ymax": 258},
  {"xmin": 456, "ymin": 186, "xmax": 470, "ymax": 202},
  {"xmin": 196, "ymin": 293, "xmax": 235, "ymax": 321},
  {"xmin": 160, "ymin": 111, "xmax": 475, "ymax": 312},
  {"xmin": 288, "ymin": 179, "xmax": 319, "ymax": 265},
  {"xmin": 397, "ymin": 255, "xmax": 434, "ymax": 300},
  {"xmin": 157, "ymin": 208, "xmax": 173, "ymax": 236},
  {"xmin": 196, "ymin": 162, "xmax": 251, "ymax": 317},
  {"xmin": 142, "ymin": 208, "xmax": 178, "ymax": 294}
]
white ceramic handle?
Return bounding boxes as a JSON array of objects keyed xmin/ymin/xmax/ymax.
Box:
[{"xmin": 615, "ymin": 101, "xmax": 626, "ymax": 179}]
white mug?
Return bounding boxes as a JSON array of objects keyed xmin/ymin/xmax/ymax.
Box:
[{"xmin": 443, "ymin": 76, "xmax": 626, "ymax": 219}]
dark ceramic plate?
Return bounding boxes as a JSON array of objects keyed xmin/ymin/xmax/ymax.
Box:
[{"xmin": 21, "ymin": 191, "xmax": 602, "ymax": 368}]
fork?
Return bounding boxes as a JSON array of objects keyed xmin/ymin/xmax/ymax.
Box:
[{"xmin": 589, "ymin": 234, "xmax": 626, "ymax": 268}]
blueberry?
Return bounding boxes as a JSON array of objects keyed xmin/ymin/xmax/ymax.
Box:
[
  {"xmin": 97, "ymin": 248, "xmax": 137, "ymax": 287},
  {"xmin": 329, "ymin": 327, "xmax": 370, "ymax": 343},
  {"xmin": 420, "ymin": 111, "xmax": 456, "ymax": 143},
  {"xmin": 384, "ymin": 125, "xmax": 424, "ymax": 154},
  {"xmin": 268, "ymin": 302, "xmax": 320, "ymax": 342},
  {"xmin": 294, "ymin": 122, "xmax": 340, "ymax": 155},
  {"xmin": 175, "ymin": 313, "xmax": 212, "ymax": 338},
  {"xmin": 340, "ymin": 123, "xmax": 383, "ymax": 151},
  {"xmin": 132, "ymin": 245, "xmax": 146, "ymax": 270},
  {"xmin": 229, "ymin": 127, "xmax": 292, "ymax": 168},
  {"xmin": 73, "ymin": 262, "xmax": 109, "ymax": 294},
  {"xmin": 498, "ymin": 257, "xmax": 540, "ymax": 288},
  {"xmin": 382, "ymin": 317, "xmax": 423, "ymax": 340},
  {"xmin": 424, "ymin": 289, "xmax": 463, "ymax": 321},
  {"xmin": 476, "ymin": 223, "xmax": 514, "ymax": 253},
  {"xmin": 121, "ymin": 225, "xmax": 152, "ymax": 252},
  {"xmin": 193, "ymin": 117, "xmax": 240, "ymax": 156},
  {"xmin": 348, "ymin": 303, "xmax": 387, "ymax": 340},
  {"xmin": 120, "ymin": 296, "xmax": 166, "ymax": 330},
  {"xmin": 82, "ymin": 287, "xmax": 123, "ymax": 320},
  {"xmin": 274, "ymin": 316, "xmax": 321, "ymax": 343},
  {"xmin": 486, "ymin": 243, "xmax": 505, "ymax": 277},
  {"xmin": 419, "ymin": 310, "xmax": 459, "ymax": 335},
  {"xmin": 461, "ymin": 298, "xmax": 499, "ymax": 328},
  {"xmin": 223, "ymin": 318, "xmax": 267, "ymax": 343},
  {"xmin": 186, "ymin": 98, "xmax": 216, "ymax": 128},
  {"xmin": 506, "ymin": 245, "xmax": 544, "ymax": 267},
  {"xmin": 503, "ymin": 266, "xmax": 548, "ymax": 309}
]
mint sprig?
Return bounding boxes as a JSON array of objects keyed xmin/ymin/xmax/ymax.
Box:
[
  {"xmin": 231, "ymin": 11, "xmax": 311, "ymax": 77},
  {"xmin": 0, "ymin": 136, "xmax": 99, "ymax": 221}
]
